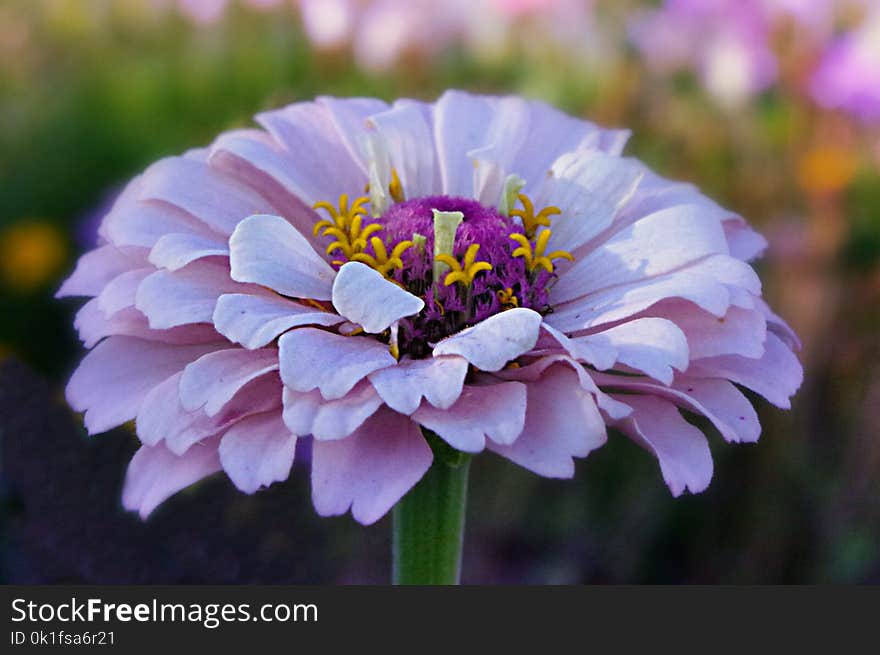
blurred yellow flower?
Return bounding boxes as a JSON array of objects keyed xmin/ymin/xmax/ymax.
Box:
[
  {"xmin": 797, "ymin": 145, "xmax": 858, "ymax": 195},
  {"xmin": 0, "ymin": 221, "xmax": 67, "ymax": 292}
]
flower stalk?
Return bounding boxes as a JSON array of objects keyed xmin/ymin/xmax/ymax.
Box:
[{"xmin": 392, "ymin": 430, "xmax": 471, "ymax": 585}]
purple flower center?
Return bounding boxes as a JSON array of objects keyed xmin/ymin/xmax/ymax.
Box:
[{"xmin": 365, "ymin": 196, "xmax": 553, "ymax": 357}]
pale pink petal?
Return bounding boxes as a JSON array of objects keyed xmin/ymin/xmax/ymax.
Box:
[
  {"xmin": 547, "ymin": 254, "xmax": 758, "ymax": 333},
  {"xmin": 282, "ymin": 387, "xmax": 323, "ymax": 436},
  {"xmin": 278, "ymin": 327, "xmax": 396, "ymax": 400},
  {"xmin": 537, "ymin": 323, "xmax": 617, "ymax": 371},
  {"xmin": 317, "ymin": 96, "xmax": 391, "ymax": 176},
  {"xmin": 99, "ymin": 177, "xmax": 221, "ymax": 249},
  {"xmin": 511, "ymin": 98, "xmax": 625, "ymax": 195},
  {"xmin": 612, "ymin": 394, "xmax": 713, "ymax": 496},
  {"xmin": 56, "ymin": 245, "xmax": 149, "ymax": 298},
  {"xmin": 687, "ymin": 333, "xmax": 803, "ymax": 409},
  {"xmin": 122, "ymin": 438, "xmax": 221, "ymax": 519},
  {"xmin": 756, "ymin": 297, "xmax": 802, "ymax": 351},
  {"xmin": 587, "ymin": 317, "xmax": 689, "ymax": 385},
  {"xmin": 489, "ymin": 365, "xmax": 607, "ymax": 477},
  {"xmin": 310, "ymin": 381, "xmax": 384, "ymax": 440},
  {"xmin": 673, "ymin": 377, "xmax": 761, "ymax": 444},
  {"xmin": 137, "ymin": 156, "xmax": 276, "ymax": 235},
  {"xmin": 135, "ymin": 259, "xmax": 251, "ymax": 329},
  {"xmin": 207, "ymin": 129, "xmax": 324, "ymax": 241},
  {"xmin": 148, "ymin": 232, "xmax": 230, "ymax": 271},
  {"xmin": 552, "ymin": 204, "xmax": 729, "ymax": 305},
  {"xmin": 466, "ymin": 97, "xmax": 529, "ymax": 204},
  {"xmin": 593, "ymin": 372, "xmax": 760, "ymax": 444},
  {"xmin": 310, "ymin": 409, "xmax": 432, "ymax": 525},
  {"xmin": 229, "ymin": 214, "xmax": 336, "ymax": 300},
  {"xmin": 541, "ymin": 150, "xmax": 644, "ymax": 255},
  {"xmin": 367, "ymin": 102, "xmax": 439, "ymax": 198},
  {"xmin": 66, "ymin": 337, "xmax": 220, "ymax": 435},
  {"xmin": 368, "ymin": 355, "xmax": 468, "ymax": 414},
  {"xmin": 256, "ymin": 101, "xmax": 366, "ymax": 204},
  {"xmin": 432, "ymin": 307, "xmax": 543, "ymax": 372},
  {"xmin": 331, "ymin": 262, "xmax": 424, "ymax": 333},
  {"xmin": 433, "ymin": 90, "xmax": 496, "ymax": 197},
  {"xmin": 213, "ymin": 292, "xmax": 344, "ymax": 349},
  {"xmin": 654, "ymin": 301, "xmax": 767, "ymax": 360},
  {"xmin": 724, "ymin": 219, "xmax": 767, "ymax": 262},
  {"xmin": 281, "ymin": 380, "xmax": 386, "ymax": 443},
  {"xmin": 96, "ymin": 267, "xmax": 153, "ymax": 317},
  {"xmin": 136, "ymin": 371, "xmax": 281, "ymax": 452},
  {"xmin": 219, "ymin": 412, "xmax": 297, "ymax": 494},
  {"xmin": 497, "ymin": 353, "xmax": 633, "ymax": 421},
  {"xmin": 412, "ymin": 381, "xmax": 527, "ymax": 452},
  {"xmin": 74, "ymin": 301, "xmax": 219, "ymax": 349},
  {"xmin": 165, "ymin": 374, "xmax": 281, "ymax": 456},
  {"xmin": 179, "ymin": 348, "xmax": 279, "ymax": 415}
]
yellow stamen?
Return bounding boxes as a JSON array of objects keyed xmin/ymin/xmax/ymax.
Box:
[
  {"xmin": 389, "ymin": 168, "xmax": 405, "ymax": 203},
  {"xmin": 313, "ymin": 193, "xmax": 382, "ymax": 262},
  {"xmin": 436, "ymin": 244, "xmax": 493, "ymax": 287},
  {"xmin": 510, "ymin": 230, "xmax": 573, "ymax": 274},
  {"xmin": 497, "ymin": 287, "xmax": 519, "ymax": 309},
  {"xmin": 351, "ymin": 236, "xmax": 414, "ymax": 277},
  {"xmin": 510, "ymin": 193, "xmax": 561, "ymax": 239}
]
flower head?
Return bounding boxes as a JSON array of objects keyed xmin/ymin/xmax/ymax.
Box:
[{"xmin": 59, "ymin": 91, "xmax": 802, "ymax": 525}]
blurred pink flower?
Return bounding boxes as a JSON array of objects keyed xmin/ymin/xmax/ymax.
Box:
[
  {"xmin": 629, "ymin": 0, "xmax": 830, "ymax": 107},
  {"xmin": 59, "ymin": 91, "xmax": 801, "ymax": 524},
  {"xmin": 809, "ymin": 8, "xmax": 880, "ymax": 123},
  {"xmin": 296, "ymin": 0, "xmax": 598, "ymax": 71}
]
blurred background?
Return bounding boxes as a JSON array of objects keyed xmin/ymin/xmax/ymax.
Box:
[{"xmin": 1, "ymin": 0, "xmax": 879, "ymax": 584}]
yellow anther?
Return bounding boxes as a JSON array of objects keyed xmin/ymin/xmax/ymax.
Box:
[
  {"xmin": 497, "ymin": 287, "xmax": 519, "ymax": 309},
  {"xmin": 435, "ymin": 244, "xmax": 493, "ymax": 287},
  {"xmin": 313, "ymin": 193, "xmax": 382, "ymax": 262},
  {"xmin": 351, "ymin": 237, "xmax": 414, "ymax": 277},
  {"xmin": 510, "ymin": 193, "xmax": 561, "ymax": 239},
  {"xmin": 365, "ymin": 168, "xmax": 406, "ymax": 205},
  {"xmin": 389, "ymin": 168, "xmax": 405, "ymax": 203},
  {"xmin": 510, "ymin": 230, "xmax": 573, "ymax": 274}
]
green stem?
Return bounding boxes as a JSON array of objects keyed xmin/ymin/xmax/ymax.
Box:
[{"xmin": 392, "ymin": 431, "xmax": 471, "ymax": 585}]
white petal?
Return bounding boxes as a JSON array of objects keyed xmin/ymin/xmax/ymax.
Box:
[
  {"xmin": 551, "ymin": 203, "xmax": 729, "ymax": 305},
  {"xmin": 366, "ymin": 102, "xmax": 438, "ymax": 198},
  {"xmin": 213, "ymin": 292, "xmax": 344, "ymax": 349},
  {"xmin": 540, "ymin": 151, "xmax": 644, "ymax": 254},
  {"xmin": 229, "ymin": 214, "xmax": 336, "ymax": 299},
  {"xmin": 587, "ymin": 317, "xmax": 689, "ymax": 385},
  {"xmin": 432, "ymin": 308, "xmax": 543, "ymax": 372},
  {"xmin": 368, "ymin": 355, "xmax": 469, "ymax": 414},
  {"xmin": 331, "ymin": 262, "xmax": 424, "ymax": 333},
  {"xmin": 278, "ymin": 327, "xmax": 396, "ymax": 400},
  {"xmin": 149, "ymin": 232, "xmax": 229, "ymax": 271}
]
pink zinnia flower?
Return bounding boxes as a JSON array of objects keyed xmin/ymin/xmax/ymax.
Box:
[{"xmin": 59, "ymin": 91, "xmax": 802, "ymax": 525}]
